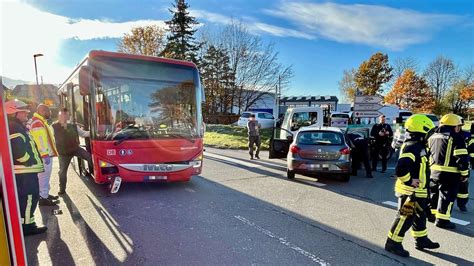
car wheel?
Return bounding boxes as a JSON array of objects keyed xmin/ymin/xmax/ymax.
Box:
[
  {"xmin": 340, "ymin": 174, "xmax": 350, "ymax": 182},
  {"xmin": 287, "ymin": 169, "xmax": 295, "ymax": 179}
]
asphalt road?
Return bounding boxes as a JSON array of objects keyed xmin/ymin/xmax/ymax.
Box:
[{"xmin": 26, "ymin": 147, "xmax": 474, "ymax": 265}]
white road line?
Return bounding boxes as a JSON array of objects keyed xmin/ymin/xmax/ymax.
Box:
[
  {"xmin": 204, "ymin": 152, "xmax": 327, "ymax": 187},
  {"xmin": 382, "ymin": 201, "xmax": 471, "ymax": 226},
  {"xmin": 206, "ymin": 152, "xmax": 286, "ymax": 168},
  {"xmin": 234, "ymin": 215, "xmax": 329, "ymax": 266}
]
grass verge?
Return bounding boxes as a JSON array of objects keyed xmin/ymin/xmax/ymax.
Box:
[{"xmin": 204, "ymin": 124, "xmax": 273, "ymax": 150}]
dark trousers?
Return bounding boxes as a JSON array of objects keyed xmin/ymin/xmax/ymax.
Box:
[
  {"xmin": 15, "ymin": 173, "xmax": 39, "ymax": 227},
  {"xmin": 457, "ymin": 180, "xmax": 469, "ymax": 208},
  {"xmin": 388, "ymin": 196, "xmax": 428, "ymax": 243},
  {"xmin": 372, "ymin": 142, "xmax": 388, "ymax": 171},
  {"xmin": 430, "ymin": 175, "xmax": 460, "ymax": 221},
  {"xmin": 352, "ymin": 148, "xmax": 371, "ymax": 176},
  {"xmin": 248, "ymin": 136, "xmax": 261, "ymax": 157},
  {"xmin": 58, "ymin": 147, "xmax": 92, "ymax": 192}
]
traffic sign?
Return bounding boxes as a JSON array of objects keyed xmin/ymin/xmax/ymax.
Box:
[
  {"xmin": 353, "ymin": 111, "xmax": 383, "ymax": 118},
  {"xmin": 354, "ymin": 95, "xmax": 383, "ymax": 104},
  {"xmin": 353, "ymin": 103, "xmax": 383, "ymax": 111}
]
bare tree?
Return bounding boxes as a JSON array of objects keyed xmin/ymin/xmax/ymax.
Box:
[
  {"xmin": 218, "ymin": 21, "xmax": 293, "ymax": 114},
  {"xmin": 423, "ymin": 55, "xmax": 457, "ymax": 102},
  {"xmin": 387, "ymin": 57, "xmax": 419, "ymax": 89},
  {"xmin": 338, "ymin": 68, "xmax": 357, "ymax": 102},
  {"xmin": 118, "ymin": 25, "xmax": 167, "ymax": 56}
]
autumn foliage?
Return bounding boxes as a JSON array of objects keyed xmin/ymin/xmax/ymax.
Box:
[{"xmin": 385, "ymin": 69, "xmax": 434, "ymax": 113}]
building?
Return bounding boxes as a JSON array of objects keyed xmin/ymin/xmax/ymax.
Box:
[
  {"xmin": 12, "ymin": 84, "xmax": 60, "ymax": 108},
  {"xmin": 279, "ymin": 95, "xmax": 339, "ymax": 114}
]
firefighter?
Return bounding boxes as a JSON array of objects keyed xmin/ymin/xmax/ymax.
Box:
[
  {"xmin": 456, "ymin": 121, "xmax": 472, "ymax": 212},
  {"xmin": 5, "ymin": 99, "xmax": 47, "ymax": 235},
  {"xmin": 28, "ymin": 104, "xmax": 60, "ymax": 206},
  {"xmin": 385, "ymin": 114, "xmax": 439, "ymax": 257},
  {"xmin": 428, "ymin": 114, "xmax": 469, "ymax": 229}
]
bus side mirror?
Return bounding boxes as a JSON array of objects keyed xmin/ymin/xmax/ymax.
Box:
[{"xmin": 79, "ymin": 66, "xmax": 91, "ymax": 96}]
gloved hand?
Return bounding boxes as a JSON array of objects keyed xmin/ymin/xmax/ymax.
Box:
[{"xmin": 43, "ymin": 156, "xmax": 51, "ymax": 165}]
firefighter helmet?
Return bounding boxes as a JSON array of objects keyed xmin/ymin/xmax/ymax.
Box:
[
  {"xmin": 405, "ymin": 114, "xmax": 435, "ymax": 134},
  {"xmin": 440, "ymin": 113, "xmax": 463, "ymax": 126},
  {"xmin": 5, "ymin": 99, "xmax": 30, "ymax": 115}
]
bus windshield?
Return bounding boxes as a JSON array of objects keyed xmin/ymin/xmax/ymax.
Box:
[{"xmin": 93, "ymin": 57, "xmax": 201, "ymax": 141}]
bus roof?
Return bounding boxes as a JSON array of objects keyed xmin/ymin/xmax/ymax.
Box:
[{"xmin": 88, "ymin": 50, "xmax": 197, "ymax": 68}]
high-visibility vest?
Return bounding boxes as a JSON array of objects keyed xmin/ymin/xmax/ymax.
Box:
[{"xmin": 28, "ymin": 113, "xmax": 58, "ymax": 157}]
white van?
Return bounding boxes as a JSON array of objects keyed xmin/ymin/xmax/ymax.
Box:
[
  {"xmin": 329, "ymin": 112, "xmax": 350, "ymax": 128},
  {"xmin": 280, "ymin": 107, "xmax": 324, "ymax": 139}
]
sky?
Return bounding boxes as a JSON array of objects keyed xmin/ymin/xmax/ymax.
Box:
[{"xmin": 1, "ymin": 0, "xmax": 473, "ymax": 102}]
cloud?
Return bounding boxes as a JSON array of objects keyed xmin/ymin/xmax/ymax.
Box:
[
  {"xmin": 190, "ymin": 9, "xmax": 314, "ymax": 39},
  {"xmin": 265, "ymin": 2, "xmax": 462, "ymax": 50},
  {"xmin": 0, "ymin": 1, "xmax": 165, "ymax": 83}
]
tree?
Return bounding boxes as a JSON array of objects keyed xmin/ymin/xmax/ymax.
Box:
[
  {"xmin": 354, "ymin": 52, "xmax": 393, "ymax": 95},
  {"xmin": 217, "ymin": 21, "xmax": 293, "ymax": 114},
  {"xmin": 388, "ymin": 57, "xmax": 419, "ymax": 88},
  {"xmin": 423, "ymin": 55, "xmax": 456, "ymax": 103},
  {"xmin": 200, "ymin": 45, "xmax": 235, "ymax": 115},
  {"xmin": 443, "ymin": 67, "xmax": 474, "ymax": 116},
  {"xmin": 161, "ymin": 0, "xmax": 200, "ymax": 62},
  {"xmin": 117, "ymin": 25, "xmax": 167, "ymax": 56},
  {"xmin": 385, "ymin": 69, "xmax": 434, "ymax": 113},
  {"xmin": 338, "ymin": 68, "xmax": 357, "ymax": 102}
]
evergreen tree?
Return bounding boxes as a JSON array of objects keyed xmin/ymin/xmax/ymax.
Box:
[{"xmin": 162, "ymin": 0, "xmax": 200, "ymax": 62}]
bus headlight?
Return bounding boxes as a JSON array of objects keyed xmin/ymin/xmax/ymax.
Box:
[
  {"xmin": 191, "ymin": 154, "xmax": 203, "ymax": 168},
  {"xmin": 99, "ymin": 160, "xmax": 119, "ymax": 175}
]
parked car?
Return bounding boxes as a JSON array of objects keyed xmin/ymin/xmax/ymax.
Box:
[
  {"xmin": 237, "ymin": 111, "xmax": 275, "ymax": 129},
  {"xmin": 286, "ymin": 127, "xmax": 352, "ymax": 182}
]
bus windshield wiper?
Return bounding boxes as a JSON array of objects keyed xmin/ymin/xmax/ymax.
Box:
[
  {"xmin": 114, "ymin": 128, "xmax": 149, "ymax": 146},
  {"xmin": 166, "ymin": 133, "xmax": 195, "ymax": 143}
]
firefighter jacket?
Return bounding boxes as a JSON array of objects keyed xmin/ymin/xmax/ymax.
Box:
[
  {"xmin": 428, "ymin": 126, "xmax": 469, "ymax": 179},
  {"xmin": 28, "ymin": 112, "xmax": 58, "ymax": 158},
  {"xmin": 8, "ymin": 117, "xmax": 44, "ymax": 174},
  {"xmin": 394, "ymin": 135, "xmax": 430, "ymax": 198},
  {"xmin": 463, "ymin": 131, "xmax": 474, "ymax": 160}
]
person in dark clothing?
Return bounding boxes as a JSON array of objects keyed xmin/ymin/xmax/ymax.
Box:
[
  {"xmin": 247, "ymin": 114, "xmax": 261, "ymax": 160},
  {"xmin": 385, "ymin": 114, "xmax": 439, "ymax": 257},
  {"xmin": 370, "ymin": 115, "xmax": 393, "ymax": 173},
  {"xmin": 6, "ymin": 99, "xmax": 47, "ymax": 235},
  {"xmin": 456, "ymin": 122, "xmax": 472, "ymax": 212},
  {"xmin": 347, "ymin": 132, "xmax": 373, "ymax": 178},
  {"xmin": 52, "ymin": 108, "xmax": 92, "ymax": 195}
]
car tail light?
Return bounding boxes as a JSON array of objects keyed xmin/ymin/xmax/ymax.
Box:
[
  {"xmin": 340, "ymin": 147, "xmax": 350, "ymax": 155},
  {"xmin": 290, "ymin": 145, "xmax": 300, "ymax": 154}
]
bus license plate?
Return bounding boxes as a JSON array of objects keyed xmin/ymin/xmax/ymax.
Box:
[{"xmin": 145, "ymin": 176, "xmax": 167, "ymax": 181}]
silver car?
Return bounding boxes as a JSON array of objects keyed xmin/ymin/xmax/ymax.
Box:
[{"xmin": 286, "ymin": 127, "xmax": 352, "ymax": 182}]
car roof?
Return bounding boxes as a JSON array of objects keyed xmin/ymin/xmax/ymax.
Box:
[{"xmin": 298, "ymin": 126, "xmax": 343, "ymax": 133}]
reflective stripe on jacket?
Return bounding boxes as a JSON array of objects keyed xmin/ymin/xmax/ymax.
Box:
[
  {"xmin": 394, "ymin": 140, "xmax": 430, "ymax": 198},
  {"xmin": 428, "ymin": 128, "xmax": 469, "ymax": 178},
  {"xmin": 8, "ymin": 117, "xmax": 44, "ymax": 174},
  {"xmin": 28, "ymin": 113, "xmax": 58, "ymax": 157}
]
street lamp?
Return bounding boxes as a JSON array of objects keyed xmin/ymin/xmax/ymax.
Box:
[{"xmin": 33, "ymin": 53, "xmax": 43, "ymax": 86}]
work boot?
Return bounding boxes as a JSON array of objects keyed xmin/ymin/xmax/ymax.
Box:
[
  {"xmin": 415, "ymin": 236, "xmax": 440, "ymax": 250},
  {"xmin": 385, "ymin": 238, "xmax": 409, "ymax": 257},
  {"xmin": 23, "ymin": 225, "xmax": 47, "ymax": 236},
  {"xmin": 427, "ymin": 213, "xmax": 436, "ymax": 223},
  {"xmin": 255, "ymin": 154, "xmax": 260, "ymax": 159},
  {"xmin": 58, "ymin": 190, "xmax": 66, "ymax": 196},
  {"xmin": 435, "ymin": 219, "xmax": 456, "ymax": 229},
  {"xmin": 458, "ymin": 205, "xmax": 467, "ymax": 213},
  {"xmin": 38, "ymin": 197, "xmax": 58, "ymax": 206},
  {"xmin": 367, "ymin": 173, "xmax": 374, "ymax": 178},
  {"xmin": 48, "ymin": 194, "xmax": 59, "ymax": 201}
]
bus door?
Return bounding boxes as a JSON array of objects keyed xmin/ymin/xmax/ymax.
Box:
[{"xmin": 1, "ymin": 88, "xmax": 27, "ymax": 265}]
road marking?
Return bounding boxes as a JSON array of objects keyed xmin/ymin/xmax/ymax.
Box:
[
  {"xmin": 382, "ymin": 201, "xmax": 471, "ymax": 226},
  {"xmin": 234, "ymin": 215, "xmax": 329, "ymax": 265},
  {"xmin": 205, "ymin": 152, "xmax": 286, "ymax": 168},
  {"xmin": 185, "ymin": 188, "xmax": 196, "ymax": 193},
  {"xmin": 204, "ymin": 152, "xmax": 326, "ymax": 187}
]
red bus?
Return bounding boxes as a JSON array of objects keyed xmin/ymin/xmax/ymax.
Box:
[{"xmin": 58, "ymin": 51, "xmax": 204, "ymax": 192}]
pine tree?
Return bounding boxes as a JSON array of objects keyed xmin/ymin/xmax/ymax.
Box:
[{"xmin": 162, "ymin": 0, "xmax": 200, "ymax": 62}]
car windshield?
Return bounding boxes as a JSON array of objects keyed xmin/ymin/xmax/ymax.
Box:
[
  {"xmin": 241, "ymin": 113, "xmax": 251, "ymax": 118},
  {"xmin": 331, "ymin": 114, "xmax": 349, "ymax": 118},
  {"xmin": 297, "ymin": 131, "xmax": 344, "ymax": 145},
  {"xmin": 427, "ymin": 115, "xmax": 439, "ymax": 122}
]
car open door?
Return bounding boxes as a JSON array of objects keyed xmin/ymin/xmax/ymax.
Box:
[{"xmin": 269, "ymin": 127, "xmax": 293, "ymax": 159}]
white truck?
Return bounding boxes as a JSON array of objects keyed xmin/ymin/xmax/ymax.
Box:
[{"xmin": 279, "ymin": 107, "xmax": 324, "ymax": 139}]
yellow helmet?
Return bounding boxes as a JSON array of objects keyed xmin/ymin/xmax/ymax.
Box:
[
  {"xmin": 405, "ymin": 114, "xmax": 435, "ymax": 134},
  {"xmin": 440, "ymin": 113, "xmax": 462, "ymax": 126}
]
